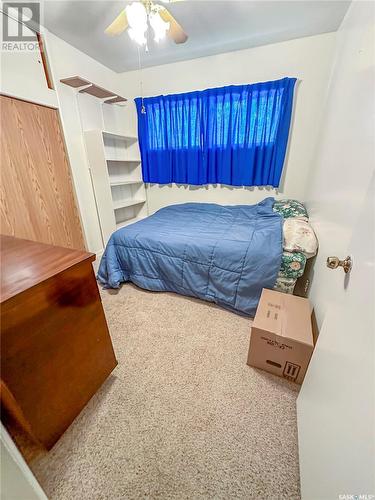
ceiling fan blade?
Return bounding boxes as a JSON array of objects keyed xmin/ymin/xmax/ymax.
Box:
[
  {"xmin": 159, "ymin": 7, "xmax": 188, "ymax": 44},
  {"xmin": 105, "ymin": 9, "xmax": 128, "ymax": 36}
]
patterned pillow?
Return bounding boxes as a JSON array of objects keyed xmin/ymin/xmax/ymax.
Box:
[
  {"xmin": 279, "ymin": 251, "xmax": 307, "ymax": 280},
  {"xmin": 273, "ymin": 199, "xmax": 308, "ymax": 219},
  {"xmin": 283, "ymin": 218, "xmax": 318, "ymax": 258},
  {"xmin": 274, "ymin": 276, "xmax": 296, "ymax": 295}
]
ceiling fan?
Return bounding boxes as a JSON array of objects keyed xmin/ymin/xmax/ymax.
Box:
[{"xmin": 105, "ymin": 0, "xmax": 188, "ymax": 47}]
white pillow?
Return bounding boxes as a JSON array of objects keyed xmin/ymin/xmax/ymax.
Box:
[{"xmin": 283, "ymin": 218, "xmax": 318, "ymax": 258}]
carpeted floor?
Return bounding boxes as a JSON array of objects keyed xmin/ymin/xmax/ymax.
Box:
[{"xmin": 31, "ymin": 284, "xmax": 301, "ymax": 500}]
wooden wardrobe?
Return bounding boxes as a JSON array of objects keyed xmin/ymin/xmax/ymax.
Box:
[{"xmin": 0, "ymin": 95, "xmax": 85, "ymax": 250}]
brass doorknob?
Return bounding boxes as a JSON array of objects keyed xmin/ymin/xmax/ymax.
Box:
[{"xmin": 326, "ymin": 256, "xmax": 352, "ymax": 273}]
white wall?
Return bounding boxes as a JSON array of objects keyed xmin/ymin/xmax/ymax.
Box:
[
  {"xmin": 0, "ymin": 14, "xmax": 57, "ymax": 107},
  {"xmin": 119, "ymin": 33, "xmax": 337, "ymax": 214},
  {"xmin": 304, "ymin": 1, "xmax": 375, "ymax": 327}
]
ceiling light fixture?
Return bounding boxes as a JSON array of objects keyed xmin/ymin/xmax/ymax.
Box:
[
  {"xmin": 105, "ymin": 1, "xmax": 188, "ymax": 47},
  {"xmin": 126, "ymin": 2, "xmax": 148, "ymax": 46},
  {"xmin": 125, "ymin": 1, "xmax": 170, "ymax": 47},
  {"xmin": 149, "ymin": 10, "xmax": 170, "ymax": 43}
]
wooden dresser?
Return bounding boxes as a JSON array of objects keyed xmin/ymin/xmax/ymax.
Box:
[{"xmin": 0, "ymin": 235, "xmax": 117, "ymax": 451}]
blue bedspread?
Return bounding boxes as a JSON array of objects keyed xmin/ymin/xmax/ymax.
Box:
[{"xmin": 97, "ymin": 197, "xmax": 282, "ymax": 316}]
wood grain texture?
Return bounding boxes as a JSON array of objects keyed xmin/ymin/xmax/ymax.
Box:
[
  {"xmin": 1, "ymin": 236, "xmax": 117, "ymax": 449},
  {"xmin": 79, "ymin": 84, "xmax": 115, "ymax": 99},
  {"xmin": 0, "ymin": 95, "xmax": 85, "ymax": 250},
  {"xmin": 60, "ymin": 76, "xmax": 91, "ymax": 88},
  {"xmin": 0, "ymin": 235, "xmax": 93, "ymax": 302},
  {"xmin": 36, "ymin": 32, "xmax": 54, "ymax": 90},
  {"xmin": 104, "ymin": 95, "xmax": 127, "ymax": 104}
]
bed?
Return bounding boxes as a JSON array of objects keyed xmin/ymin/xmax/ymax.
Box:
[{"xmin": 98, "ymin": 197, "xmax": 317, "ymax": 316}]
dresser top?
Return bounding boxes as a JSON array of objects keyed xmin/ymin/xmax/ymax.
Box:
[{"xmin": 0, "ymin": 235, "xmax": 95, "ymax": 303}]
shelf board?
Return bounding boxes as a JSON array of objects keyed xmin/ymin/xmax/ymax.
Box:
[
  {"xmin": 110, "ymin": 180, "xmax": 143, "ymax": 187},
  {"xmin": 79, "ymin": 84, "xmax": 115, "ymax": 99},
  {"xmin": 106, "ymin": 158, "xmax": 141, "ymax": 163},
  {"xmin": 102, "ymin": 130, "xmax": 138, "ymax": 142},
  {"xmin": 60, "ymin": 76, "xmax": 91, "ymax": 88},
  {"xmin": 60, "ymin": 76, "xmax": 127, "ymax": 104},
  {"xmin": 104, "ymin": 96, "xmax": 127, "ymax": 105},
  {"xmin": 113, "ymin": 199, "xmax": 146, "ymax": 210},
  {"xmin": 116, "ymin": 216, "xmax": 146, "ymax": 229}
]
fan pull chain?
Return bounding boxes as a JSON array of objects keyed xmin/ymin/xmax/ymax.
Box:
[
  {"xmin": 145, "ymin": 9, "xmax": 150, "ymax": 53},
  {"xmin": 137, "ymin": 46, "xmax": 146, "ymax": 114}
]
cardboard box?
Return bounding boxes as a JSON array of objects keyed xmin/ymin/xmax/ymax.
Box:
[{"xmin": 247, "ymin": 289, "xmax": 314, "ymax": 384}]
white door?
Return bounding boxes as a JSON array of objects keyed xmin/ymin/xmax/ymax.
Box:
[
  {"xmin": 297, "ymin": 176, "xmax": 375, "ymax": 499},
  {"xmin": 1, "ymin": 424, "xmax": 47, "ymax": 500},
  {"xmin": 297, "ymin": 2, "xmax": 375, "ymax": 498}
]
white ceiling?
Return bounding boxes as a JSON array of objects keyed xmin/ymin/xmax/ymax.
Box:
[{"xmin": 42, "ymin": 1, "xmax": 350, "ymax": 73}]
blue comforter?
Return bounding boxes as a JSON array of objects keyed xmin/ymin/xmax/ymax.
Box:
[{"xmin": 97, "ymin": 197, "xmax": 282, "ymax": 316}]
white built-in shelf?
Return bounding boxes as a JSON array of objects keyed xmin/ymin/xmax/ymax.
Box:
[
  {"xmin": 84, "ymin": 129, "xmax": 137, "ymax": 142},
  {"xmin": 116, "ymin": 216, "xmax": 146, "ymax": 230},
  {"xmin": 83, "ymin": 128, "xmax": 148, "ymax": 244},
  {"xmin": 113, "ymin": 198, "xmax": 146, "ymax": 210},
  {"xmin": 102, "ymin": 130, "xmax": 138, "ymax": 142},
  {"xmin": 106, "ymin": 158, "xmax": 141, "ymax": 163},
  {"xmin": 110, "ymin": 179, "xmax": 143, "ymax": 187}
]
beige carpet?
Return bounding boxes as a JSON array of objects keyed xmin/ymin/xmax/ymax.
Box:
[{"xmin": 31, "ymin": 284, "xmax": 301, "ymax": 500}]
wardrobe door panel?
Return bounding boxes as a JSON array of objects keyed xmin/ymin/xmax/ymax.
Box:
[{"xmin": 0, "ymin": 96, "xmax": 85, "ymax": 250}]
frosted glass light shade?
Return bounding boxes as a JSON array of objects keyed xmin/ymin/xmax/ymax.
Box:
[
  {"xmin": 126, "ymin": 2, "xmax": 148, "ymax": 46},
  {"xmin": 149, "ymin": 11, "xmax": 170, "ymax": 43}
]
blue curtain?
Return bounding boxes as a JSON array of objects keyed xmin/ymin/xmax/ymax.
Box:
[{"xmin": 135, "ymin": 77, "xmax": 296, "ymax": 187}]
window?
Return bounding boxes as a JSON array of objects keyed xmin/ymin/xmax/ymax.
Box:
[{"xmin": 135, "ymin": 77, "xmax": 296, "ymax": 187}]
